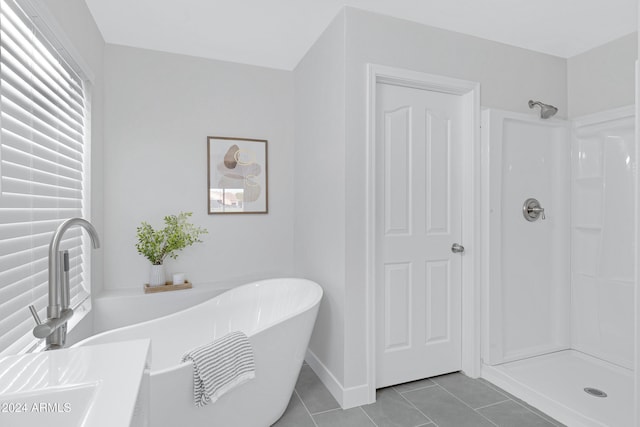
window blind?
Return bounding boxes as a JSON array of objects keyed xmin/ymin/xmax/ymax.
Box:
[{"xmin": 0, "ymin": 0, "xmax": 89, "ymax": 354}]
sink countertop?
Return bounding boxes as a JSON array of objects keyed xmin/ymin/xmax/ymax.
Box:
[{"xmin": 0, "ymin": 339, "xmax": 151, "ymax": 427}]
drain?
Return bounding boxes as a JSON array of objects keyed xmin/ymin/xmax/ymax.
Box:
[{"xmin": 584, "ymin": 387, "xmax": 607, "ymax": 398}]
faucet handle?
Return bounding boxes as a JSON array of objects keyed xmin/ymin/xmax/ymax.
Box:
[
  {"xmin": 28, "ymin": 305, "xmax": 52, "ymax": 339},
  {"xmin": 28, "ymin": 305, "xmax": 42, "ymax": 325},
  {"xmin": 522, "ymin": 198, "xmax": 545, "ymax": 222}
]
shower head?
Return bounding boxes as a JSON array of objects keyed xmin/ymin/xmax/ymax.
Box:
[{"xmin": 528, "ymin": 100, "xmax": 558, "ymax": 119}]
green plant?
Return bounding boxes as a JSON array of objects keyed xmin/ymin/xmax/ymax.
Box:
[{"xmin": 135, "ymin": 212, "xmax": 208, "ymax": 265}]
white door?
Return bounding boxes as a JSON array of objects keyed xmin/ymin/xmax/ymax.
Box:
[{"xmin": 375, "ymin": 82, "xmax": 463, "ymax": 388}]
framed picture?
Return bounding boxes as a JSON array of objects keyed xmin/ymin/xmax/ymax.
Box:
[{"xmin": 207, "ymin": 136, "xmax": 268, "ymax": 214}]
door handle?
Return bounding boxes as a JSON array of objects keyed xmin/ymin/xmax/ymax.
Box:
[{"xmin": 451, "ymin": 243, "xmax": 465, "ymax": 254}]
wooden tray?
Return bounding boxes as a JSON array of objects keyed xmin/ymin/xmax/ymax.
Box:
[{"xmin": 144, "ymin": 280, "xmax": 192, "ymax": 294}]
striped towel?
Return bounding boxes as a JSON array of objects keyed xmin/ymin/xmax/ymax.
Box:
[{"xmin": 181, "ymin": 331, "xmax": 255, "ymax": 407}]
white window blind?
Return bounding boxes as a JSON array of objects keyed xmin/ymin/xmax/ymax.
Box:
[{"xmin": 0, "ymin": 0, "xmax": 90, "ymax": 354}]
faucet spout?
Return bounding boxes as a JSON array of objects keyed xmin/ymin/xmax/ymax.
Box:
[
  {"xmin": 30, "ymin": 218, "xmax": 101, "ymax": 349},
  {"xmin": 48, "ymin": 218, "xmax": 100, "ymax": 316}
]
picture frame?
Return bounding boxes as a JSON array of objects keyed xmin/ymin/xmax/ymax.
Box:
[{"xmin": 207, "ymin": 136, "xmax": 268, "ymax": 214}]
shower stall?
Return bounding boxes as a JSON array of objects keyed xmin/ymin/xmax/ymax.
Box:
[{"xmin": 481, "ymin": 106, "xmax": 636, "ymax": 427}]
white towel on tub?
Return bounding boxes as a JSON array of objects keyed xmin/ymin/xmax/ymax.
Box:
[{"xmin": 181, "ymin": 331, "xmax": 256, "ymax": 407}]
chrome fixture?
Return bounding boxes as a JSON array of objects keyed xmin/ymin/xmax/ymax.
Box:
[
  {"xmin": 523, "ymin": 198, "xmax": 545, "ymax": 221},
  {"xmin": 451, "ymin": 243, "xmax": 465, "ymax": 254},
  {"xmin": 29, "ymin": 218, "xmax": 100, "ymax": 350},
  {"xmin": 528, "ymin": 100, "xmax": 558, "ymax": 119}
]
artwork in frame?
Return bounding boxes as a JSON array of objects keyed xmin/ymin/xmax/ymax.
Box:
[{"xmin": 207, "ymin": 136, "xmax": 268, "ymax": 214}]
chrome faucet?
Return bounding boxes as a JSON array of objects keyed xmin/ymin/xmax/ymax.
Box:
[
  {"xmin": 28, "ymin": 218, "xmax": 100, "ymax": 350},
  {"xmin": 522, "ymin": 198, "xmax": 546, "ymax": 221}
]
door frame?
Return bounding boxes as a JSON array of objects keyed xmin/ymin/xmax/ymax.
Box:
[{"xmin": 365, "ymin": 64, "xmax": 481, "ymax": 401}]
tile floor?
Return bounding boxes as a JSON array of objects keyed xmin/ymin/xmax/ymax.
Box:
[{"xmin": 273, "ymin": 364, "xmax": 565, "ymax": 427}]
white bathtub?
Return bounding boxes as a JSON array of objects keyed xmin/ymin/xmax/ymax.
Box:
[{"xmin": 75, "ymin": 278, "xmax": 323, "ymax": 427}]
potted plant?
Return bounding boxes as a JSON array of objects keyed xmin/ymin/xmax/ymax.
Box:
[{"xmin": 135, "ymin": 212, "xmax": 208, "ymax": 286}]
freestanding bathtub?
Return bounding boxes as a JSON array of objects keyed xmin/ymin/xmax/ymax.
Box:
[{"xmin": 75, "ymin": 278, "xmax": 323, "ymax": 427}]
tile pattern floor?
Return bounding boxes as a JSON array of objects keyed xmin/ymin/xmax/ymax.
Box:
[{"xmin": 273, "ymin": 364, "xmax": 565, "ymax": 427}]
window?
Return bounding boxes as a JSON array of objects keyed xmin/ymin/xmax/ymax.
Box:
[{"xmin": 0, "ymin": 0, "xmax": 91, "ymax": 354}]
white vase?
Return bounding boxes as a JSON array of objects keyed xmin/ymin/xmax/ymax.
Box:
[{"xmin": 149, "ymin": 264, "xmax": 166, "ymax": 286}]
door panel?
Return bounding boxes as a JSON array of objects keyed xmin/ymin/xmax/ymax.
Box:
[
  {"xmin": 384, "ymin": 263, "xmax": 412, "ymax": 351},
  {"xmin": 376, "ymin": 83, "xmax": 463, "ymax": 388},
  {"xmin": 384, "ymin": 106, "xmax": 412, "ymax": 235},
  {"xmin": 425, "ymin": 260, "xmax": 450, "ymax": 343}
]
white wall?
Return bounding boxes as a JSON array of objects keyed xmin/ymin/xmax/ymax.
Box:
[
  {"xmin": 342, "ymin": 7, "xmax": 568, "ymax": 390},
  {"xmin": 293, "ymin": 7, "xmax": 569, "ymax": 404},
  {"xmin": 103, "ymin": 45, "xmax": 295, "ymax": 290},
  {"xmin": 568, "ymin": 33, "xmax": 637, "ymax": 369},
  {"xmin": 571, "ymin": 109, "xmax": 636, "ymax": 369},
  {"xmin": 568, "ymin": 33, "xmax": 637, "ymax": 118},
  {"xmin": 31, "ymin": 2, "xmax": 636, "ymax": 410},
  {"xmin": 293, "ymin": 10, "xmax": 347, "ymax": 388},
  {"xmin": 483, "ymin": 111, "xmax": 571, "ymax": 365}
]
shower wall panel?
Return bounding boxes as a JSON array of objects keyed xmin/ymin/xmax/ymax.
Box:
[
  {"xmin": 483, "ymin": 109, "xmax": 571, "ymax": 365},
  {"xmin": 571, "ymin": 107, "xmax": 635, "ymax": 369}
]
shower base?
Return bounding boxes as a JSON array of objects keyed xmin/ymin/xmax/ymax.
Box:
[{"xmin": 481, "ymin": 350, "xmax": 633, "ymax": 427}]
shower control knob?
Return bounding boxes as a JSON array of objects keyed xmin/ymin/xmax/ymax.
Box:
[
  {"xmin": 451, "ymin": 243, "xmax": 465, "ymax": 254},
  {"xmin": 523, "ymin": 198, "xmax": 545, "ymax": 222}
]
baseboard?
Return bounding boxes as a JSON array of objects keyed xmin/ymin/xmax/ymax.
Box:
[
  {"xmin": 342, "ymin": 383, "xmax": 372, "ymax": 409},
  {"xmin": 305, "ymin": 349, "xmax": 373, "ymax": 409}
]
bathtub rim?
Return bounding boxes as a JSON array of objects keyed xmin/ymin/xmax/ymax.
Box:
[{"xmin": 75, "ymin": 277, "xmax": 323, "ymax": 375}]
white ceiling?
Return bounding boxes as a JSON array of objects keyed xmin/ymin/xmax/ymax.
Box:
[{"xmin": 85, "ymin": 0, "xmax": 638, "ymax": 71}]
